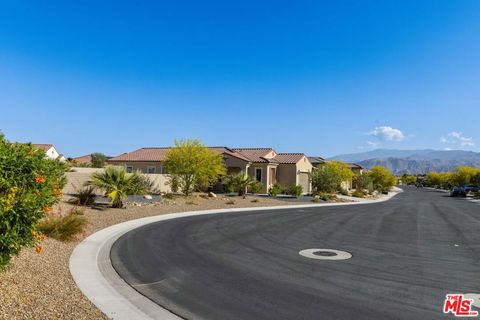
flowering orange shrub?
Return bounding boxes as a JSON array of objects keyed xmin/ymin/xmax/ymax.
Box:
[{"xmin": 0, "ymin": 134, "xmax": 66, "ymax": 270}]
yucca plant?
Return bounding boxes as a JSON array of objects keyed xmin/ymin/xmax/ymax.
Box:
[{"xmin": 87, "ymin": 166, "xmax": 153, "ymax": 208}]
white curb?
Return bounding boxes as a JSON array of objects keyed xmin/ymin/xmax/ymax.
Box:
[{"xmin": 69, "ymin": 190, "xmax": 402, "ymax": 319}]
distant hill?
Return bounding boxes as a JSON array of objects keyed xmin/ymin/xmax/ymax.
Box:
[{"xmin": 329, "ymin": 149, "xmax": 480, "ymax": 175}]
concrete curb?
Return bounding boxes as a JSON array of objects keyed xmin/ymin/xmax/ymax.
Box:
[{"xmin": 69, "ymin": 189, "xmax": 402, "ymax": 319}]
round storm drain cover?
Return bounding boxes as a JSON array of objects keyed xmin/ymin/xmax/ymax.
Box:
[{"xmin": 299, "ymin": 248, "xmax": 352, "ymax": 260}]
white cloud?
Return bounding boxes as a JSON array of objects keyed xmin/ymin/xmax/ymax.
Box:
[
  {"xmin": 367, "ymin": 126, "xmax": 405, "ymax": 142},
  {"xmin": 366, "ymin": 140, "xmax": 379, "ymax": 147},
  {"xmin": 440, "ymin": 131, "xmax": 474, "ymax": 147}
]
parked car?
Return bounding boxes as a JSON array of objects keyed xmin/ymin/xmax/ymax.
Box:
[
  {"xmin": 450, "ymin": 187, "xmax": 467, "ymax": 197},
  {"xmin": 462, "ymin": 185, "xmax": 480, "ymax": 193}
]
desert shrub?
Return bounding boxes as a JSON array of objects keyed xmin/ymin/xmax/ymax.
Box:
[
  {"xmin": 352, "ymin": 190, "xmax": 366, "ymax": 198},
  {"xmin": 339, "ymin": 188, "xmax": 349, "ymax": 196},
  {"xmin": 250, "ymin": 198, "xmax": 260, "ymax": 203},
  {"xmin": 167, "ymin": 174, "xmax": 180, "ymax": 193},
  {"xmin": 249, "ymin": 180, "xmax": 263, "ymax": 194},
  {"xmin": 368, "ymin": 166, "xmax": 396, "ymax": 192},
  {"xmin": 163, "ymin": 192, "xmax": 175, "ymax": 200},
  {"xmin": 311, "ymin": 197, "xmax": 321, "ymax": 203},
  {"xmin": 0, "ymin": 135, "xmax": 67, "ymax": 270},
  {"xmin": 71, "ymin": 186, "xmax": 96, "ymax": 206},
  {"xmin": 311, "ymin": 161, "xmax": 353, "ymax": 194},
  {"xmin": 90, "ymin": 153, "xmax": 108, "ymax": 168},
  {"xmin": 225, "ymin": 199, "xmax": 236, "ymax": 205},
  {"xmin": 37, "ymin": 208, "xmax": 86, "ymax": 241},
  {"xmin": 268, "ymin": 183, "xmax": 284, "ymax": 197},
  {"xmin": 287, "ymin": 184, "xmax": 303, "ymax": 198},
  {"xmin": 87, "ymin": 166, "xmax": 153, "ymax": 208},
  {"xmin": 354, "ymin": 174, "xmax": 373, "ymax": 193}
]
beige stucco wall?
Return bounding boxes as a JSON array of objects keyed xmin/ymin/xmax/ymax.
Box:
[
  {"xmin": 247, "ymin": 163, "xmax": 278, "ymax": 193},
  {"xmin": 276, "ymin": 164, "xmax": 297, "ymax": 187},
  {"xmin": 64, "ymin": 170, "xmax": 171, "ymax": 195}
]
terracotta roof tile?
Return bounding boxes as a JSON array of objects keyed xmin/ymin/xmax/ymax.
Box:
[
  {"xmin": 108, "ymin": 147, "xmax": 251, "ymax": 162},
  {"xmin": 274, "ymin": 153, "xmax": 306, "ymax": 164},
  {"xmin": 232, "ymin": 148, "xmax": 276, "ymax": 163}
]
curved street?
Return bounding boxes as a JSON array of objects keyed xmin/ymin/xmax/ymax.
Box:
[{"xmin": 111, "ymin": 187, "xmax": 480, "ymax": 319}]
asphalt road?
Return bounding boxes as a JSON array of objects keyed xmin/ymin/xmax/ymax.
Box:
[{"xmin": 111, "ymin": 187, "xmax": 480, "ymax": 319}]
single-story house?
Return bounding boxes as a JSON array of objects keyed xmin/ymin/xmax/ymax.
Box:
[
  {"xmin": 107, "ymin": 146, "xmax": 313, "ymax": 194},
  {"xmin": 33, "ymin": 144, "xmax": 66, "ymax": 161}
]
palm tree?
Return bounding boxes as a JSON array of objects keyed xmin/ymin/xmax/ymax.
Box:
[
  {"xmin": 87, "ymin": 166, "xmax": 152, "ymax": 208},
  {"xmin": 223, "ymin": 172, "xmax": 256, "ymax": 198}
]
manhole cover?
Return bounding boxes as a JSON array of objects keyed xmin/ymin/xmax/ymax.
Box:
[{"xmin": 299, "ymin": 248, "xmax": 352, "ymax": 260}]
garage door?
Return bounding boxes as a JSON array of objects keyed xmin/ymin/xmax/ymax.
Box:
[{"xmin": 298, "ymin": 172, "xmax": 310, "ymax": 194}]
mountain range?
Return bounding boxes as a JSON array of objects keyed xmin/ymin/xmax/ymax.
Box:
[{"xmin": 329, "ymin": 149, "xmax": 480, "ymax": 175}]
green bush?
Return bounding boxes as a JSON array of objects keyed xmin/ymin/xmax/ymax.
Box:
[
  {"xmin": 71, "ymin": 186, "xmax": 96, "ymax": 206},
  {"xmin": 0, "ymin": 135, "xmax": 67, "ymax": 270},
  {"xmin": 37, "ymin": 208, "xmax": 86, "ymax": 241},
  {"xmin": 354, "ymin": 174, "xmax": 374, "ymax": 193},
  {"xmin": 249, "ymin": 180, "xmax": 263, "ymax": 194},
  {"xmin": 268, "ymin": 183, "xmax": 284, "ymax": 197},
  {"xmin": 287, "ymin": 184, "xmax": 303, "ymax": 198}
]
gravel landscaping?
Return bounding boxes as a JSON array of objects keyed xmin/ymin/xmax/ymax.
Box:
[{"xmin": 0, "ymin": 194, "xmax": 306, "ymax": 320}]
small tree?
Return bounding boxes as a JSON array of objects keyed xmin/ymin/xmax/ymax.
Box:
[
  {"xmin": 354, "ymin": 174, "xmax": 373, "ymax": 193},
  {"xmin": 368, "ymin": 166, "xmax": 396, "ymax": 192},
  {"xmin": 87, "ymin": 166, "xmax": 152, "ymax": 208},
  {"xmin": 163, "ymin": 139, "xmax": 226, "ymax": 196},
  {"xmin": 0, "ymin": 135, "xmax": 67, "ymax": 270},
  {"xmin": 90, "ymin": 153, "xmax": 108, "ymax": 168},
  {"xmin": 311, "ymin": 161, "xmax": 354, "ymax": 194}
]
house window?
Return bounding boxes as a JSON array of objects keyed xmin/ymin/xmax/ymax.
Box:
[
  {"xmin": 126, "ymin": 166, "xmax": 133, "ymax": 173},
  {"xmin": 147, "ymin": 166, "xmax": 156, "ymax": 174},
  {"xmin": 255, "ymin": 168, "xmax": 262, "ymax": 182}
]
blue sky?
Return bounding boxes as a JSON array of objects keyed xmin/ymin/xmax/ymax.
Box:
[{"xmin": 1, "ymin": 1, "xmax": 479, "ymax": 157}]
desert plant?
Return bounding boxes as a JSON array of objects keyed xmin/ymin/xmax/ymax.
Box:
[
  {"xmin": 249, "ymin": 180, "xmax": 263, "ymax": 194},
  {"xmin": 268, "ymin": 183, "xmax": 284, "ymax": 197},
  {"xmin": 87, "ymin": 166, "xmax": 153, "ymax": 208},
  {"xmin": 90, "ymin": 153, "xmax": 108, "ymax": 168},
  {"xmin": 164, "ymin": 139, "xmax": 226, "ymax": 195},
  {"xmin": 225, "ymin": 199, "xmax": 236, "ymax": 205},
  {"xmin": 311, "ymin": 161, "xmax": 354, "ymax": 194},
  {"xmin": 223, "ymin": 172, "xmax": 256, "ymax": 198},
  {"xmin": 251, "ymin": 198, "xmax": 260, "ymax": 203},
  {"xmin": 37, "ymin": 208, "xmax": 86, "ymax": 241},
  {"xmin": 0, "ymin": 135, "xmax": 67, "ymax": 270},
  {"xmin": 354, "ymin": 174, "xmax": 373, "ymax": 193},
  {"xmin": 163, "ymin": 192, "xmax": 175, "ymax": 200},
  {"xmin": 287, "ymin": 184, "xmax": 303, "ymax": 198},
  {"xmin": 71, "ymin": 186, "xmax": 96, "ymax": 206},
  {"xmin": 352, "ymin": 190, "xmax": 366, "ymax": 198},
  {"xmin": 339, "ymin": 188, "xmax": 349, "ymax": 196},
  {"xmin": 368, "ymin": 166, "xmax": 396, "ymax": 192}
]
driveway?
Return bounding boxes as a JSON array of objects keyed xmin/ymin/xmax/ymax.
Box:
[{"xmin": 110, "ymin": 187, "xmax": 480, "ymax": 319}]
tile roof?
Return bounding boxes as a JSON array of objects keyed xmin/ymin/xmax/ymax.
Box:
[
  {"xmin": 232, "ymin": 148, "xmax": 277, "ymax": 163},
  {"xmin": 32, "ymin": 144, "xmax": 54, "ymax": 151},
  {"xmin": 108, "ymin": 147, "xmax": 251, "ymax": 162},
  {"xmin": 274, "ymin": 153, "xmax": 306, "ymax": 164},
  {"xmin": 73, "ymin": 154, "xmax": 93, "ymax": 163}
]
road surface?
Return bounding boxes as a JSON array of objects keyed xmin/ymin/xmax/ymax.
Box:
[{"xmin": 111, "ymin": 187, "xmax": 480, "ymax": 319}]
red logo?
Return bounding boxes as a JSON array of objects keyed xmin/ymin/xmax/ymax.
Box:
[{"xmin": 444, "ymin": 294, "xmax": 478, "ymax": 317}]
